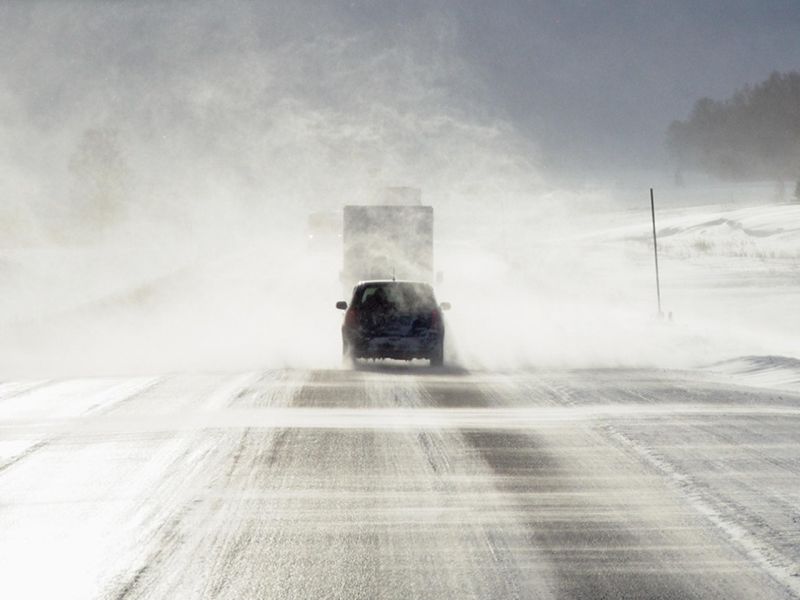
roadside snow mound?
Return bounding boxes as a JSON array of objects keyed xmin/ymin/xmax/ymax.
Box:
[
  {"xmin": 708, "ymin": 355, "xmax": 800, "ymax": 392},
  {"xmin": 600, "ymin": 204, "xmax": 800, "ymax": 259}
]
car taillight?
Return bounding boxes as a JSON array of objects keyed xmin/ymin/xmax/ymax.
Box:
[
  {"xmin": 345, "ymin": 308, "xmax": 359, "ymax": 328},
  {"xmin": 431, "ymin": 309, "xmax": 441, "ymax": 327}
]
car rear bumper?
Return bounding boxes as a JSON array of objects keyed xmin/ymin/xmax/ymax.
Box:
[{"xmin": 345, "ymin": 332, "xmax": 442, "ymax": 360}]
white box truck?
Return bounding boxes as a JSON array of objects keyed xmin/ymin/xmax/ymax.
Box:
[{"xmin": 341, "ymin": 204, "xmax": 434, "ymax": 292}]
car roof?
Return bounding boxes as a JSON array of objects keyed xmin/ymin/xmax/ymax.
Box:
[{"xmin": 355, "ymin": 280, "xmax": 432, "ymax": 287}]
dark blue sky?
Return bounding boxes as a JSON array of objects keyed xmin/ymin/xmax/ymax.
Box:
[{"xmin": 345, "ymin": 0, "xmax": 800, "ymax": 172}]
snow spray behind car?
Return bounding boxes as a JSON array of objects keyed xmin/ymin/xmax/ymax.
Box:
[{"xmin": 340, "ymin": 197, "xmax": 434, "ymax": 294}]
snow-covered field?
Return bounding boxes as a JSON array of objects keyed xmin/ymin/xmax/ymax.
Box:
[
  {"xmin": 1, "ymin": 197, "xmax": 799, "ymax": 378},
  {"xmin": 438, "ymin": 197, "xmax": 800, "ymax": 374}
]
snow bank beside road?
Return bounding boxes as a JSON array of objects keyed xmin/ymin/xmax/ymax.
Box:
[
  {"xmin": 707, "ymin": 355, "xmax": 800, "ymax": 393},
  {"xmin": 597, "ymin": 203, "xmax": 800, "ymax": 260}
]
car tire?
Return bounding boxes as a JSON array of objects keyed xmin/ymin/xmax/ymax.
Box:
[
  {"xmin": 429, "ymin": 341, "xmax": 444, "ymax": 367},
  {"xmin": 342, "ymin": 340, "xmax": 354, "ymax": 366}
]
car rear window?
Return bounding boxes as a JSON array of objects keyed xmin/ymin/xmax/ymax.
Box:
[{"xmin": 356, "ymin": 283, "xmax": 436, "ymax": 311}]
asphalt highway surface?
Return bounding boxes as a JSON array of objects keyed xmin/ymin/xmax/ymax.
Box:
[{"xmin": 1, "ymin": 366, "xmax": 799, "ymax": 599}]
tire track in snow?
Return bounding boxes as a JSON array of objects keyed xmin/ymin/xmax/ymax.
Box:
[{"xmin": 103, "ymin": 371, "xmax": 306, "ymax": 600}]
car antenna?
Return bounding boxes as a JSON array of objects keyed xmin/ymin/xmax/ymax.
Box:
[{"xmin": 392, "ymin": 267, "xmax": 396, "ymax": 282}]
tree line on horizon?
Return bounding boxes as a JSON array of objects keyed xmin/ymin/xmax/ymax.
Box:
[{"xmin": 667, "ymin": 71, "xmax": 800, "ymax": 200}]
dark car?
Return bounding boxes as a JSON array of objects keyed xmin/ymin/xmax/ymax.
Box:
[{"xmin": 336, "ymin": 280, "xmax": 450, "ymax": 366}]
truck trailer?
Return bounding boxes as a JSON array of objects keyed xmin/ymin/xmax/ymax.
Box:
[{"xmin": 341, "ymin": 205, "xmax": 434, "ymax": 292}]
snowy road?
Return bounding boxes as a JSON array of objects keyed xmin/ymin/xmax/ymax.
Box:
[{"xmin": 1, "ymin": 366, "xmax": 799, "ymax": 599}]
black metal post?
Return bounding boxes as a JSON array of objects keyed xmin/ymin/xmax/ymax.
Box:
[{"xmin": 650, "ymin": 188, "xmax": 662, "ymax": 316}]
